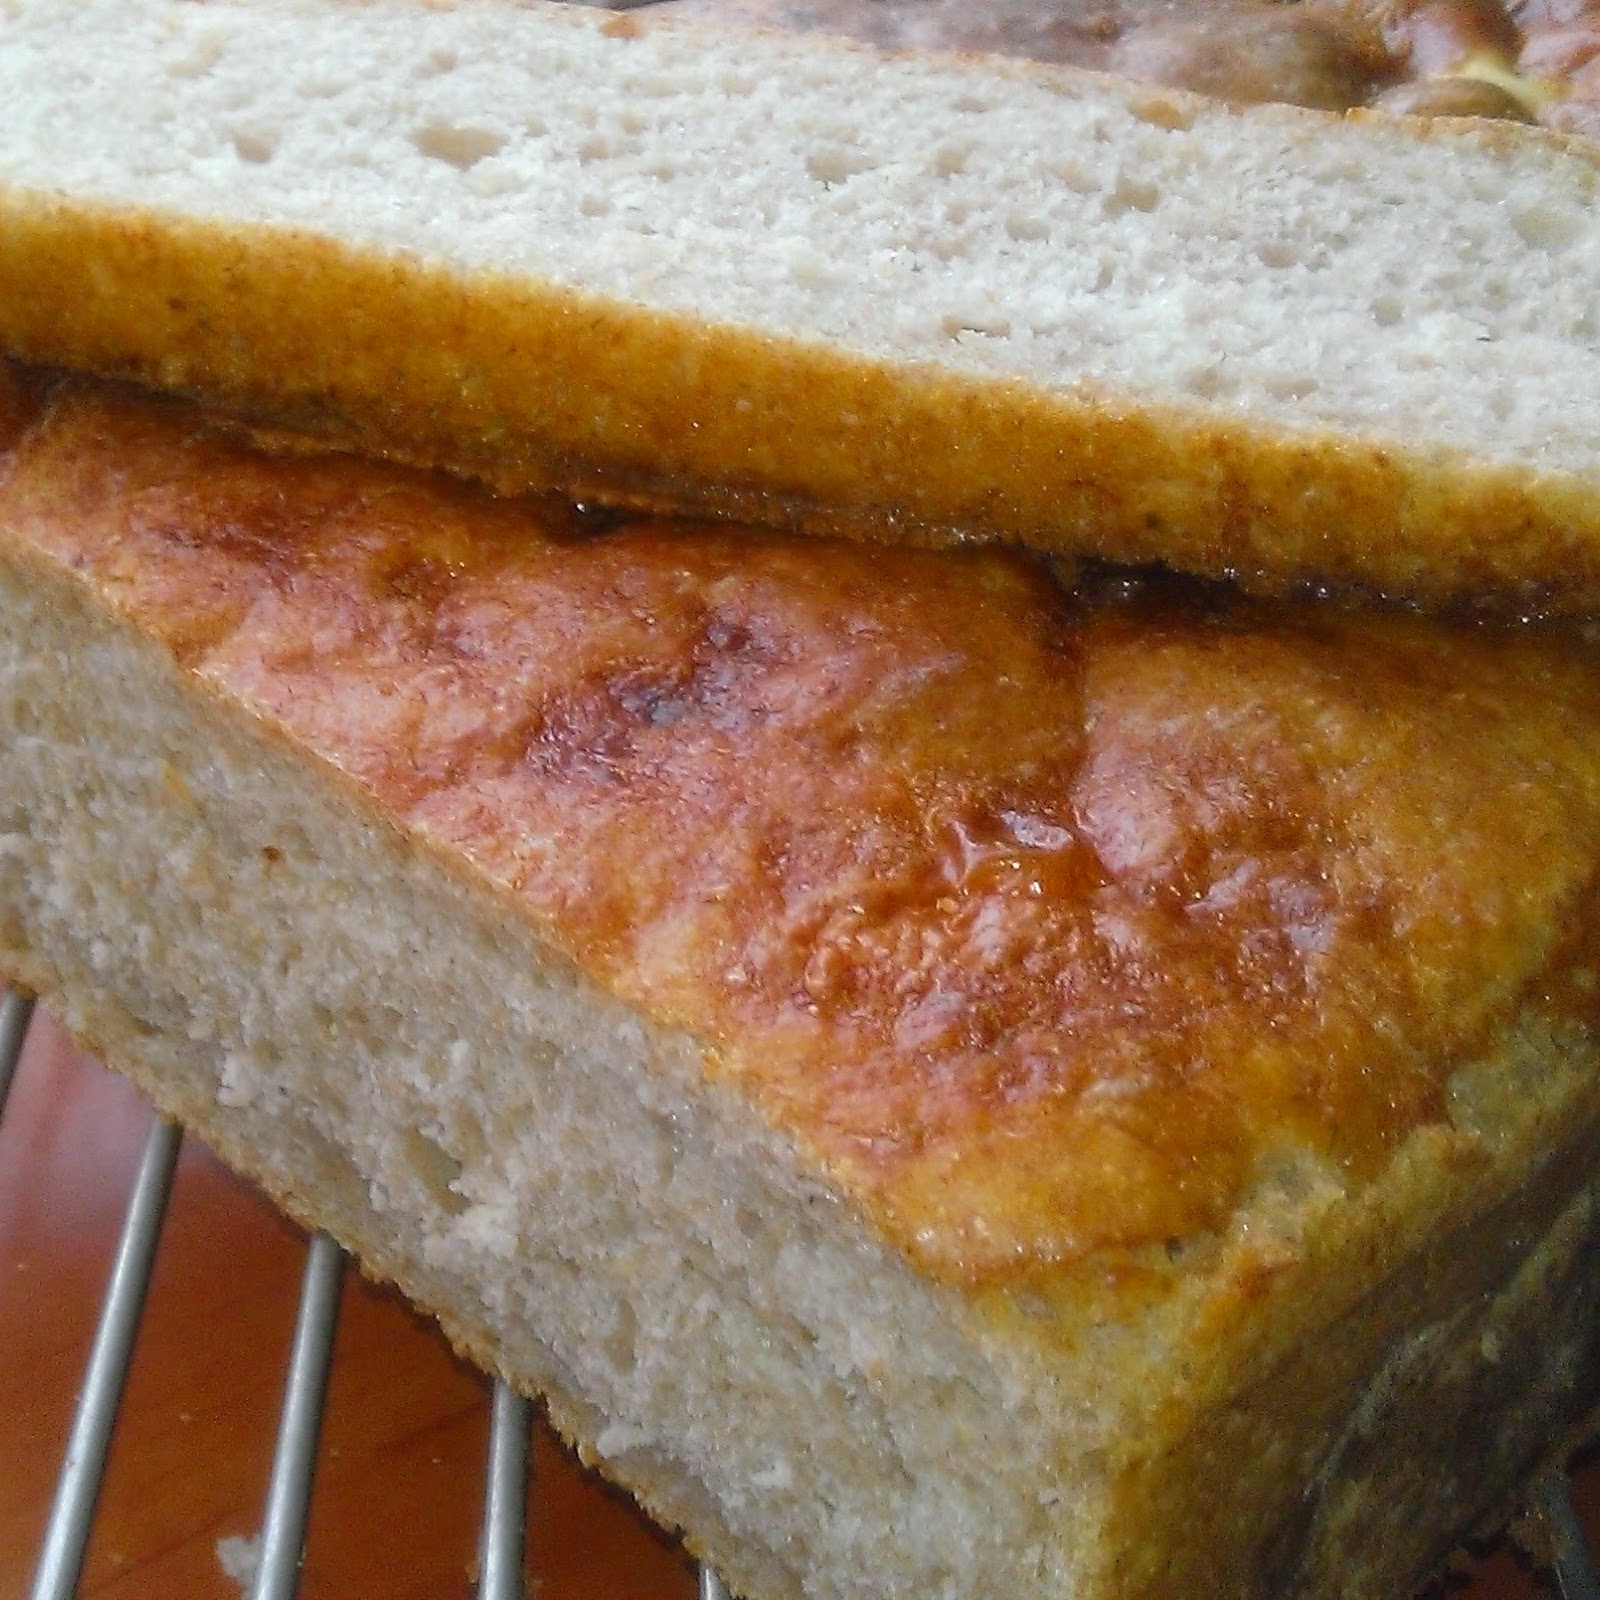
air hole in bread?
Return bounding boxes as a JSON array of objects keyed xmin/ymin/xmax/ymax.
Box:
[
  {"xmin": 579, "ymin": 131, "xmax": 630, "ymax": 165},
  {"xmin": 1481, "ymin": 276, "xmax": 1512, "ymax": 309},
  {"xmin": 1184, "ymin": 363, "xmax": 1235, "ymax": 400},
  {"xmin": 1372, "ymin": 295, "xmax": 1404, "ymax": 328},
  {"xmin": 605, "ymin": 1298, "xmax": 639, "ymax": 1370},
  {"xmin": 1005, "ymin": 212, "xmax": 1049, "ymax": 243},
  {"xmin": 419, "ymin": 45, "xmax": 459, "ymax": 77},
  {"xmin": 405, "ymin": 1127, "xmax": 469, "ymax": 1215},
  {"xmin": 414, "ymin": 122, "xmax": 507, "ymax": 170},
  {"xmin": 579, "ymin": 193, "xmax": 612, "ymax": 218},
  {"xmin": 1257, "ymin": 240, "xmax": 1299, "ymax": 270},
  {"xmin": 1104, "ymin": 176, "xmax": 1161, "ymax": 217},
  {"xmin": 165, "ymin": 31, "xmax": 227, "ymax": 78},
  {"xmin": 927, "ymin": 234, "xmax": 970, "ymax": 266},
  {"xmin": 942, "ymin": 308, "xmax": 1012, "ymax": 341},
  {"xmin": 932, "ymin": 143, "xmax": 970, "ymax": 179},
  {"xmin": 805, "ymin": 144, "xmax": 875, "ymax": 187},
  {"xmin": 1054, "ymin": 159, "xmax": 1098, "ymax": 197},
  {"xmin": 1267, "ymin": 374, "xmax": 1320, "ymax": 401},
  {"xmin": 229, "ymin": 128, "xmax": 277, "ymax": 165},
  {"xmin": 1510, "ymin": 203, "xmax": 1583, "ymax": 252},
  {"xmin": 123, "ymin": 1008, "xmax": 163, "ymax": 1043},
  {"xmin": 783, "ymin": 245, "xmax": 837, "ymax": 292},
  {"xmin": 731, "ymin": 1202, "xmax": 786, "ymax": 1274}
]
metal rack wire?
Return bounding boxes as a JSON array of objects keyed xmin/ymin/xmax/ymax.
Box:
[
  {"xmin": 0, "ymin": 987, "xmax": 725, "ymax": 1600},
  {"xmin": 0, "ymin": 983, "xmax": 1594, "ymax": 1600}
]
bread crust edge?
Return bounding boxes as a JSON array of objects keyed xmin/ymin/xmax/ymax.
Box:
[{"xmin": 4, "ymin": 192, "xmax": 1599, "ymax": 614}]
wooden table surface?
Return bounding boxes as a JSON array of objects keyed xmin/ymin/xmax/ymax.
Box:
[{"xmin": 0, "ymin": 1007, "xmax": 1594, "ymax": 1600}]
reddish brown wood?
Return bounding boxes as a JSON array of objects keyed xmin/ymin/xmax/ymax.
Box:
[
  {"xmin": 0, "ymin": 1014, "xmax": 694, "ymax": 1600},
  {"xmin": 0, "ymin": 1011, "xmax": 1593, "ymax": 1600}
]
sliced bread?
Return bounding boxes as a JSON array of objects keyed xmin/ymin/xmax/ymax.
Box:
[{"xmin": 2, "ymin": 0, "xmax": 1600, "ymax": 607}]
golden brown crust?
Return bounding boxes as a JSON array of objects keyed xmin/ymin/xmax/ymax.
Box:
[
  {"xmin": 7, "ymin": 368, "xmax": 1600, "ymax": 1293},
  {"xmin": 5, "ymin": 193, "xmax": 1600, "ymax": 616}
]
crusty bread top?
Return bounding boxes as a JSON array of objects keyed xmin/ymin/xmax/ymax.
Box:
[
  {"xmin": 7, "ymin": 364, "xmax": 1600, "ymax": 1289},
  {"xmin": 3, "ymin": 0, "xmax": 1600, "ymax": 608}
]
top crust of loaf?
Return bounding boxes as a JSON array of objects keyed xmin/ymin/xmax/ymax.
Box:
[
  {"xmin": 5, "ymin": 364, "xmax": 1600, "ymax": 1301},
  {"xmin": 4, "ymin": 361, "xmax": 1600, "ymax": 1600},
  {"xmin": 3, "ymin": 0, "xmax": 1600, "ymax": 608}
]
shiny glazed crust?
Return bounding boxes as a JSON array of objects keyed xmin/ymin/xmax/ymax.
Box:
[{"xmin": 0, "ymin": 367, "xmax": 1598, "ymax": 1598}]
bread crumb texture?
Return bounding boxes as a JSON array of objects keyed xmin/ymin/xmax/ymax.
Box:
[{"xmin": 2, "ymin": 0, "xmax": 1600, "ymax": 604}]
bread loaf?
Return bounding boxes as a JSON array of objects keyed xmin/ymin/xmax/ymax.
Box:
[
  {"xmin": 3, "ymin": 0, "xmax": 1600, "ymax": 610},
  {"xmin": 2, "ymin": 362, "xmax": 1597, "ymax": 1599}
]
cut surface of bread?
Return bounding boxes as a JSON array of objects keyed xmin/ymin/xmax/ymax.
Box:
[
  {"xmin": 0, "ymin": 364, "xmax": 1597, "ymax": 1599},
  {"xmin": 3, "ymin": 0, "xmax": 1600, "ymax": 609}
]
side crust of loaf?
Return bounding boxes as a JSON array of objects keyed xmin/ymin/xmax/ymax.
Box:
[
  {"xmin": 3, "ymin": 391, "xmax": 1599, "ymax": 1599},
  {"xmin": 3, "ymin": 193, "xmax": 1598, "ymax": 614}
]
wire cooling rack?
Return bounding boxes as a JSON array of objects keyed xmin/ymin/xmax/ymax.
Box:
[{"xmin": 1, "ymin": 983, "xmax": 1596, "ymax": 1600}]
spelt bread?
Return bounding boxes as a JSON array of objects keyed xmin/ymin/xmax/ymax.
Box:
[
  {"xmin": 3, "ymin": 0, "xmax": 1600, "ymax": 609},
  {"xmin": 1, "ymin": 362, "xmax": 1598, "ymax": 1599}
]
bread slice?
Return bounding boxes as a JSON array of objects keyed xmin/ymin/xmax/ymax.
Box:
[
  {"xmin": 2, "ymin": 361, "xmax": 1598, "ymax": 1599},
  {"xmin": 3, "ymin": 0, "xmax": 1600, "ymax": 612}
]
